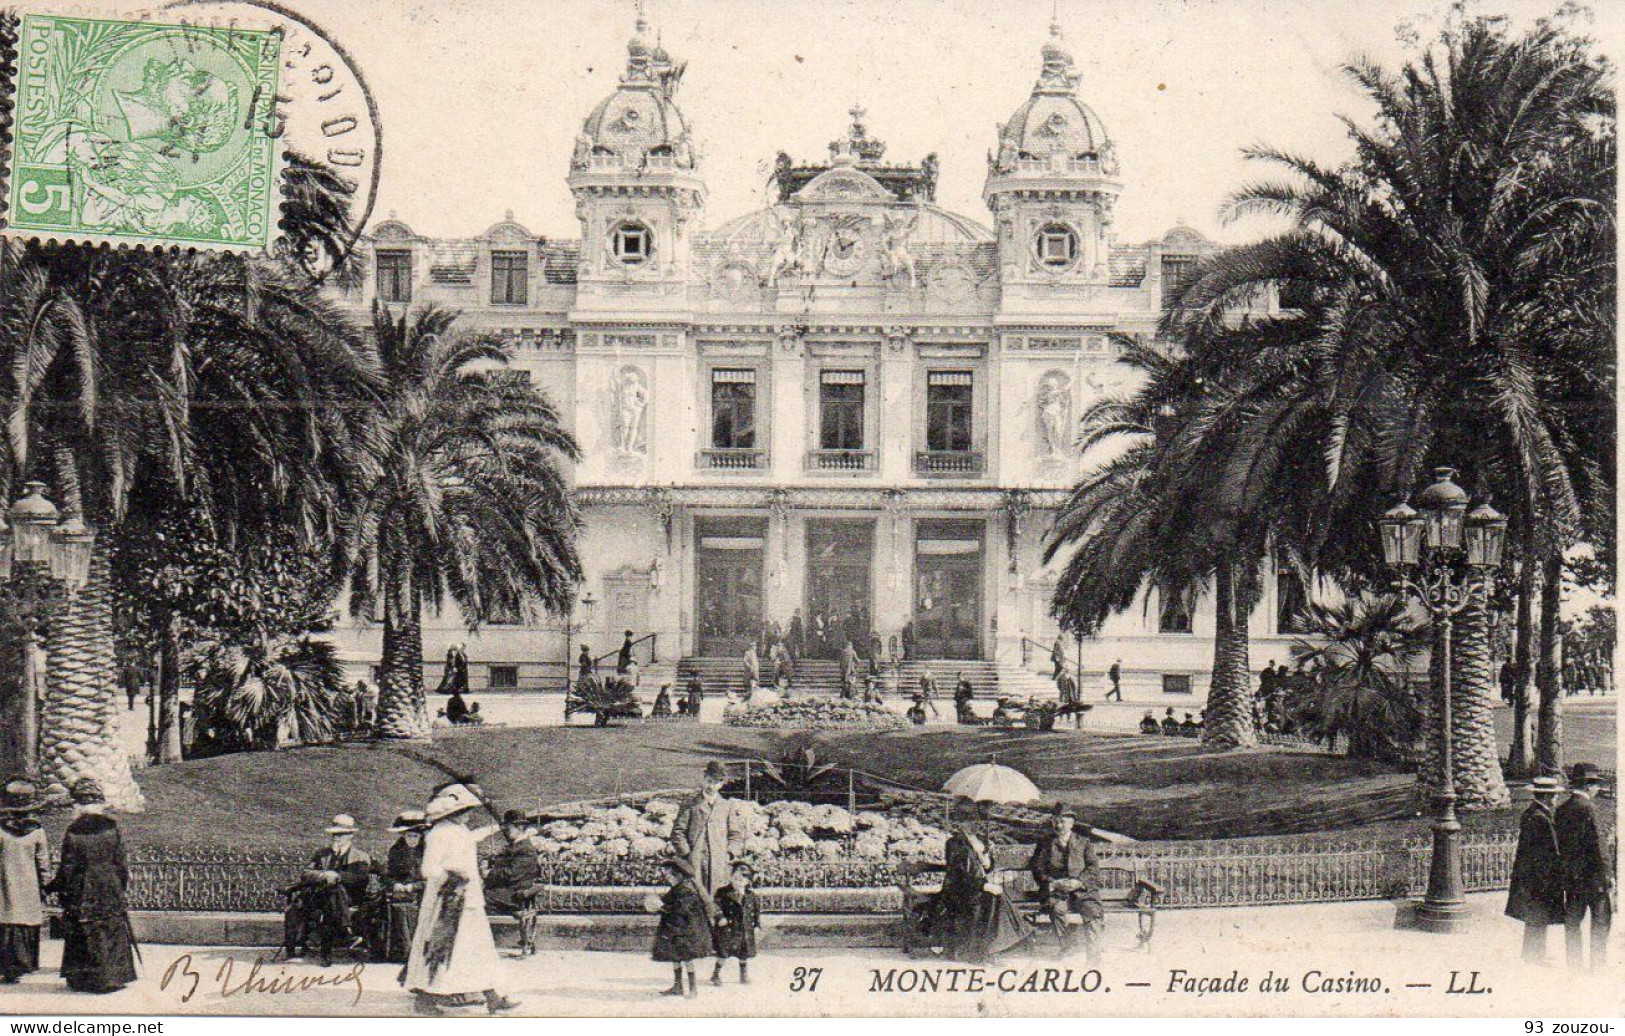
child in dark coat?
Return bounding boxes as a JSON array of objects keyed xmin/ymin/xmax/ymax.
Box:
[
  {"xmin": 710, "ymin": 862, "xmax": 761, "ymax": 985},
  {"xmin": 651, "ymin": 858, "xmax": 714, "ymax": 998}
]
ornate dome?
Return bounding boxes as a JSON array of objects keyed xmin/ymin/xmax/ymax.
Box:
[
  {"xmin": 993, "ymin": 22, "xmax": 1112, "ymax": 164},
  {"xmin": 570, "ymin": 12, "xmax": 697, "ymax": 173}
]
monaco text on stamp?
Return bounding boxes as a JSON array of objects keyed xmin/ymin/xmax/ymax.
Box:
[{"xmin": 5, "ymin": 12, "xmax": 282, "ymax": 250}]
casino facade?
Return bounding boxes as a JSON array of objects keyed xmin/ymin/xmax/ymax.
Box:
[{"xmin": 334, "ymin": 14, "xmax": 1309, "ymax": 700}]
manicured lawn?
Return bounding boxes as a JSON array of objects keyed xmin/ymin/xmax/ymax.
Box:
[{"xmin": 58, "ymin": 712, "xmax": 1613, "ymax": 854}]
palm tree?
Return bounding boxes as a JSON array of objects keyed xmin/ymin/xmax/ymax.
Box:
[
  {"xmin": 0, "ymin": 17, "xmax": 377, "ymax": 800},
  {"xmin": 1287, "ymin": 594, "xmax": 1427, "ymax": 763},
  {"xmin": 1158, "ymin": 14, "xmax": 1611, "ymax": 805},
  {"xmin": 194, "ymin": 636, "xmax": 348, "ymax": 751},
  {"xmin": 344, "ymin": 305, "xmax": 581, "ymax": 739}
]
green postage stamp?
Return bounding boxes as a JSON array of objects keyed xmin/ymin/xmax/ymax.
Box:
[{"xmin": 5, "ymin": 13, "xmax": 283, "ymax": 250}]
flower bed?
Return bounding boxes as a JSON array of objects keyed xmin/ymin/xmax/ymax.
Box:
[
  {"xmin": 722, "ymin": 698, "xmax": 906, "ymax": 730},
  {"xmin": 535, "ymin": 796, "xmax": 949, "ymax": 886}
]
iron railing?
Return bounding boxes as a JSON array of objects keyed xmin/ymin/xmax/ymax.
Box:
[
  {"xmin": 111, "ymin": 825, "xmax": 1524, "ymax": 914},
  {"xmin": 590, "ymin": 633, "xmax": 659, "ymax": 674}
]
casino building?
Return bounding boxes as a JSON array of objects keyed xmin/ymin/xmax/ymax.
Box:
[{"xmin": 335, "ymin": 14, "xmax": 1307, "ymax": 700}]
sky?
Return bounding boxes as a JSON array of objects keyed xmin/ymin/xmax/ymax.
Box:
[{"xmin": 89, "ymin": 0, "xmax": 1620, "ymax": 244}]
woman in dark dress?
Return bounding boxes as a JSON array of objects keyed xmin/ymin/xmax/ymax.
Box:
[
  {"xmin": 650, "ymin": 858, "xmax": 713, "ymax": 998},
  {"xmin": 48, "ymin": 780, "xmax": 137, "ymax": 994},
  {"xmin": 372, "ymin": 811, "xmax": 426, "ymax": 963},
  {"xmin": 922, "ymin": 827, "xmax": 1032, "ymax": 962}
]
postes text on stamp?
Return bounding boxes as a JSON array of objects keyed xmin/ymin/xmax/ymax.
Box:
[{"xmin": 5, "ymin": 13, "xmax": 282, "ymax": 251}]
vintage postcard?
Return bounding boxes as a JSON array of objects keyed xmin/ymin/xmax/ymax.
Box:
[{"xmin": 0, "ymin": 0, "xmax": 1615, "ymax": 1022}]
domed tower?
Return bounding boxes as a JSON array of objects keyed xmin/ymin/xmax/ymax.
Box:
[
  {"xmin": 567, "ymin": 7, "xmax": 705, "ymax": 311},
  {"xmin": 984, "ymin": 20, "xmax": 1121, "ymax": 301}
]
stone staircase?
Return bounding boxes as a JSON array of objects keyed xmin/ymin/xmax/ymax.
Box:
[{"xmin": 675, "ymin": 656, "xmax": 1061, "ymax": 701}]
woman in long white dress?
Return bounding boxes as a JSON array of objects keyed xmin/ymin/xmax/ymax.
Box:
[{"xmin": 402, "ymin": 783, "xmax": 521, "ymax": 1015}]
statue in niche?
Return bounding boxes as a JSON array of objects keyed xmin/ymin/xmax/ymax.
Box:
[
  {"xmin": 1036, "ymin": 370, "xmax": 1074, "ymax": 459},
  {"xmin": 614, "ymin": 366, "xmax": 649, "ymax": 455}
]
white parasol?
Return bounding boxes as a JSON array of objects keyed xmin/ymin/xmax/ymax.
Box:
[{"xmin": 941, "ymin": 761, "xmax": 1041, "ymax": 804}]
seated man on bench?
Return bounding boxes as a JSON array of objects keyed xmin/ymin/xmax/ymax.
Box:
[
  {"xmin": 282, "ymin": 814, "xmax": 376, "ymax": 966},
  {"xmin": 1029, "ymin": 803, "xmax": 1103, "ymax": 962}
]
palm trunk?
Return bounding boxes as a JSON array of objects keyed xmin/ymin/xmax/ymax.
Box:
[
  {"xmin": 38, "ymin": 547, "xmax": 143, "ymax": 811},
  {"xmin": 1449, "ymin": 587, "xmax": 1510, "ymax": 809},
  {"xmin": 1534, "ymin": 550, "xmax": 1563, "ymax": 775},
  {"xmin": 157, "ymin": 612, "xmax": 184, "ymax": 763},
  {"xmin": 1202, "ymin": 562, "xmax": 1256, "ymax": 751},
  {"xmin": 377, "ymin": 550, "xmax": 427, "ymax": 739},
  {"xmin": 1505, "ymin": 528, "xmax": 1536, "ymax": 776}
]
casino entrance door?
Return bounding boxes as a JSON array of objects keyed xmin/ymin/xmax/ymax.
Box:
[
  {"xmin": 803, "ymin": 519, "xmax": 875, "ymax": 660},
  {"xmin": 913, "ymin": 520, "xmax": 984, "ymax": 660},
  {"xmin": 694, "ymin": 518, "xmax": 765, "ymax": 657}
]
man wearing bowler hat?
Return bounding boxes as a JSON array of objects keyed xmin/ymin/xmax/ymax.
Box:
[
  {"xmin": 1556, "ymin": 763, "xmax": 1614, "ymax": 970},
  {"xmin": 1505, "ymin": 776, "xmax": 1565, "ymax": 962},
  {"xmin": 669, "ymin": 762, "xmax": 745, "ymax": 897}
]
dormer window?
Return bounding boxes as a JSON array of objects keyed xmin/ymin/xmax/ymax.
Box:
[
  {"xmin": 1037, "ymin": 224, "xmax": 1078, "ymax": 268},
  {"xmin": 611, "ymin": 222, "xmax": 652, "ymax": 266}
]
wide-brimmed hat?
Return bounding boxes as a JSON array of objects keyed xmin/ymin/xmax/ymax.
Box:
[
  {"xmin": 0, "ymin": 780, "xmax": 42, "ymax": 813},
  {"xmin": 1531, "ymin": 776, "xmax": 1563, "ymax": 796},
  {"xmin": 703, "ymin": 761, "xmax": 728, "ymax": 781},
  {"xmin": 389, "ymin": 809, "xmax": 427, "ymax": 832},
  {"xmin": 325, "ymin": 813, "xmax": 359, "ymax": 835},
  {"xmin": 425, "ymin": 782, "xmax": 482, "ymax": 822},
  {"xmin": 1567, "ymin": 763, "xmax": 1606, "ymax": 787},
  {"xmin": 69, "ymin": 779, "xmax": 104, "ymax": 805},
  {"xmin": 501, "ymin": 808, "xmax": 529, "ymax": 827},
  {"xmin": 1049, "ymin": 801, "xmax": 1072, "ymax": 819}
]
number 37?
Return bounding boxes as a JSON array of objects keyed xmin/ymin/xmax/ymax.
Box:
[{"xmin": 789, "ymin": 967, "xmax": 822, "ymax": 992}]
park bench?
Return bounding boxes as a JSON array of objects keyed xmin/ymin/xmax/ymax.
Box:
[{"xmin": 896, "ymin": 844, "xmax": 1160, "ymax": 955}]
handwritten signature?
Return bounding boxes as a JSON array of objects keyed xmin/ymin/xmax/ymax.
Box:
[{"xmin": 159, "ymin": 953, "xmax": 367, "ymax": 1007}]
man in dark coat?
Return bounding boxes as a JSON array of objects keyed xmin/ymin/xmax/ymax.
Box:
[
  {"xmin": 284, "ymin": 814, "xmax": 374, "ymax": 966},
  {"xmin": 1160, "ymin": 708, "xmax": 1180, "ymax": 736},
  {"xmin": 1106, "ymin": 659, "xmax": 1122, "ymax": 701},
  {"xmin": 48, "ymin": 780, "xmax": 136, "ymax": 994},
  {"xmin": 1506, "ymin": 776, "xmax": 1565, "ymax": 962},
  {"xmin": 1556, "ymin": 763, "xmax": 1614, "ymax": 971},
  {"xmin": 1030, "ymin": 803, "xmax": 1104, "ymax": 961}
]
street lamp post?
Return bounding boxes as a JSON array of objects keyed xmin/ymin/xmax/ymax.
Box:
[{"xmin": 1378, "ymin": 467, "xmax": 1506, "ymax": 934}]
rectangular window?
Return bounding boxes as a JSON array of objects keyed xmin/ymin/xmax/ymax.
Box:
[
  {"xmin": 1277, "ymin": 565, "xmax": 1311, "ymax": 634},
  {"xmin": 1161, "ymin": 255, "xmax": 1198, "ymax": 310},
  {"xmin": 376, "ymin": 250, "xmax": 412, "ymax": 303},
  {"xmin": 711, "ymin": 369, "xmax": 757, "ymax": 449},
  {"xmin": 1159, "ymin": 593, "xmax": 1193, "ymax": 634},
  {"xmin": 490, "ymin": 251, "xmax": 528, "ymax": 305},
  {"xmin": 1162, "ymin": 674, "xmax": 1193, "ymax": 695},
  {"xmin": 819, "ymin": 371, "xmax": 865, "ymax": 451},
  {"xmin": 489, "ymin": 665, "xmax": 519, "ymax": 690},
  {"xmin": 926, "ymin": 371, "xmax": 974, "ymax": 453}
]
